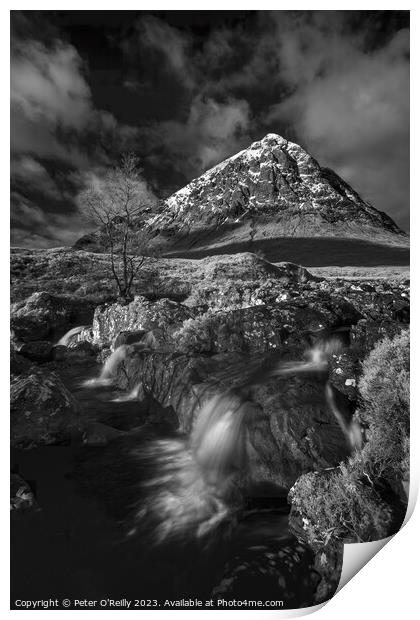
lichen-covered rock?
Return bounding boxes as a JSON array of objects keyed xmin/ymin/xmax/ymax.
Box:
[
  {"xmin": 10, "ymin": 370, "xmax": 80, "ymax": 448},
  {"xmin": 10, "ymin": 291, "xmax": 95, "ymax": 343},
  {"xmin": 174, "ymin": 298, "xmax": 361, "ymax": 356},
  {"xmin": 328, "ymin": 352, "xmax": 359, "ymax": 400},
  {"xmin": 185, "ymin": 276, "xmax": 316, "ymax": 310},
  {"xmin": 92, "ymin": 296, "xmax": 196, "ymax": 347}
]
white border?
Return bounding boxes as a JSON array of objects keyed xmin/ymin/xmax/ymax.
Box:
[{"xmin": 3, "ymin": 2, "xmax": 418, "ymax": 618}]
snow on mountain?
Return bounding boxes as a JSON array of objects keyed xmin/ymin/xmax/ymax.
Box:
[{"xmin": 150, "ymin": 134, "xmax": 406, "ymax": 247}]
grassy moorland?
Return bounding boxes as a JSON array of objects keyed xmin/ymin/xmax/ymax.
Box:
[{"xmin": 165, "ymin": 237, "xmax": 410, "ymax": 267}]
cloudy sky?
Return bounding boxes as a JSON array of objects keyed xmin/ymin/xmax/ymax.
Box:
[{"xmin": 11, "ymin": 10, "xmax": 409, "ymax": 248}]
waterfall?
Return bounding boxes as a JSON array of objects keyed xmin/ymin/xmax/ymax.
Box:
[
  {"xmin": 112, "ymin": 382, "xmax": 143, "ymax": 402},
  {"xmin": 325, "ymin": 383, "xmax": 363, "ymax": 450},
  {"xmin": 85, "ymin": 336, "xmax": 362, "ymax": 543},
  {"xmin": 129, "ymin": 436, "xmax": 239, "ymax": 544},
  {"xmin": 56, "ymin": 325, "xmax": 90, "ymax": 347},
  {"xmin": 83, "ymin": 344, "xmax": 134, "ymax": 387},
  {"xmin": 190, "ymin": 392, "xmax": 249, "ymax": 487}
]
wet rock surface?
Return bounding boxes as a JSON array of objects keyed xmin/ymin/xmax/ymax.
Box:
[
  {"xmin": 10, "ymin": 370, "xmax": 80, "ymax": 449},
  {"xmin": 107, "ymin": 350, "xmax": 350, "ymax": 489}
]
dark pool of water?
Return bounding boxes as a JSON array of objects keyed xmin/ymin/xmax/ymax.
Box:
[{"xmin": 10, "ymin": 440, "xmax": 325, "ymax": 609}]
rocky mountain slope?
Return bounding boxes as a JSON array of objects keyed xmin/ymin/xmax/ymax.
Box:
[{"xmin": 149, "ymin": 133, "xmax": 407, "ymax": 256}]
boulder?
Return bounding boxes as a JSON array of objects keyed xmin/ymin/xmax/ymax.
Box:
[
  {"xmin": 111, "ymin": 350, "xmax": 350, "ymax": 489},
  {"xmin": 92, "ymin": 296, "xmax": 196, "ymax": 347},
  {"xmin": 52, "ymin": 341, "xmax": 97, "ymax": 362},
  {"xmin": 174, "ymin": 298, "xmax": 361, "ymax": 356},
  {"xmin": 10, "ymin": 348, "xmax": 32, "ymax": 375},
  {"xmin": 67, "ymin": 341, "xmax": 97, "ymax": 357},
  {"xmin": 11, "ymin": 370, "xmax": 80, "ymax": 448},
  {"xmin": 197, "ymin": 254, "xmax": 319, "ymax": 283},
  {"xmin": 82, "ymin": 423, "xmax": 127, "ymax": 446},
  {"xmin": 18, "ymin": 340, "xmax": 53, "ymax": 364},
  {"xmin": 10, "ymin": 291, "xmax": 95, "ymax": 343}
]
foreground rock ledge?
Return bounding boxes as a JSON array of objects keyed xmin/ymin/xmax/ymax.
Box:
[{"xmin": 11, "ymin": 369, "xmax": 80, "ymax": 449}]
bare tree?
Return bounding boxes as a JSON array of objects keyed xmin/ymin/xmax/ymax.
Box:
[{"xmin": 79, "ymin": 153, "xmax": 156, "ymax": 302}]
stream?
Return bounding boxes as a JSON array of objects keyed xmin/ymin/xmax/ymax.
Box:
[{"xmin": 11, "ymin": 355, "xmax": 341, "ymax": 609}]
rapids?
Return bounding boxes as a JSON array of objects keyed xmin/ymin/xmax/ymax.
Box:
[
  {"xmin": 11, "ymin": 336, "xmax": 351, "ymax": 605},
  {"xmin": 82, "ymin": 337, "xmax": 362, "ymax": 542}
]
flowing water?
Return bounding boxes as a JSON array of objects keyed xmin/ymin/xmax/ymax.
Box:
[
  {"xmin": 11, "ymin": 338, "xmax": 355, "ymax": 606},
  {"xmin": 81, "ymin": 337, "xmax": 361, "ymax": 544},
  {"xmin": 82, "ymin": 345, "xmax": 135, "ymax": 387},
  {"xmin": 56, "ymin": 325, "xmax": 90, "ymax": 347}
]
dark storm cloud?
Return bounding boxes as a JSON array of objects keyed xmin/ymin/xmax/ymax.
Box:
[
  {"xmin": 10, "ymin": 13, "xmax": 141, "ymax": 247},
  {"xmin": 265, "ymin": 13, "xmax": 410, "ymax": 230},
  {"xmin": 10, "ymin": 10, "xmax": 409, "ymax": 248},
  {"xmin": 143, "ymin": 96, "xmax": 252, "ymax": 178}
]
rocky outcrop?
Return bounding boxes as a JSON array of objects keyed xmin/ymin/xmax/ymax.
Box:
[
  {"xmin": 287, "ymin": 330, "xmax": 409, "ymax": 547},
  {"xmin": 91, "ymin": 296, "xmax": 197, "ymax": 347},
  {"xmin": 185, "ymin": 260, "xmax": 321, "ymax": 310},
  {"xmin": 287, "ymin": 467, "xmax": 394, "ymax": 546},
  {"xmin": 109, "ymin": 349, "xmax": 350, "ymax": 489},
  {"xmin": 10, "ymin": 370, "xmax": 80, "ymax": 448},
  {"xmin": 191, "ymin": 254, "xmax": 319, "ymax": 283},
  {"xmin": 328, "ymin": 352, "xmax": 358, "ymax": 400},
  {"xmin": 10, "ymin": 291, "xmax": 95, "ymax": 344},
  {"xmin": 51, "ymin": 340, "xmax": 97, "ymax": 362},
  {"xmin": 150, "ymin": 134, "xmax": 407, "ymax": 248},
  {"xmin": 174, "ymin": 297, "xmax": 362, "ymax": 355}
]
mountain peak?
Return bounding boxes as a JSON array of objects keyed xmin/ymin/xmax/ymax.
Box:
[
  {"xmin": 150, "ymin": 135, "xmax": 407, "ymax": 254},
  {"xmin": 260, "ymin": 132, "xmax": 287, "ymax": 143}
]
